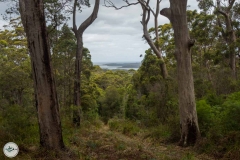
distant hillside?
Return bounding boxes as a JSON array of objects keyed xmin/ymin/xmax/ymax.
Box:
[{"xmin": 103, "ymin": 62, "xmax": 141, "ymax": 68}]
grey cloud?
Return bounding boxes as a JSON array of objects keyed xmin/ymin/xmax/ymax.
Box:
[{"xmin": 0, "ymin": 0, "xmax": 200, "ymax": 62}]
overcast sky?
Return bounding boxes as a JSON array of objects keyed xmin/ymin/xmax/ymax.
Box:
[{"xmin": 0, "ymin": 0, "xmax": 199, "ymax": 62}]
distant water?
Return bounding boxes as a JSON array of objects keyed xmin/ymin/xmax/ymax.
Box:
[{"xmin": 93, "ymin": 62, "xmax": 141, "ymax": 70}]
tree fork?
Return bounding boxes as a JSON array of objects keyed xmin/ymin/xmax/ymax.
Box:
[{"xmin": 72, "ymin": 0, "xmax": 100, "ymax": 126}]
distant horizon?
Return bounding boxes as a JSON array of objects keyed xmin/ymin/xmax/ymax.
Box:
[
  {"xmin": 93, "ymin": 61, "xmax": 141, "ymax": 70},
  {"xmin": 93, "ymin": 61, "xmax": 142, "ymax": 63}
]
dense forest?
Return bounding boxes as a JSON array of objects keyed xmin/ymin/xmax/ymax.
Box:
[{"xmin": 1, "ymin": 0, "xmax": 240, "ymax": 159}]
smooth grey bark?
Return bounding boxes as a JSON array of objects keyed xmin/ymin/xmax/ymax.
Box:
[
  {"xmin": 72, "ymin": 0, "xmax": 100, "ymax": 126},
  {"xmin": 160, "ymin": 0, "xmax": 200, "ymax": 146},
  {"xmin": 19, "ymin": 0, "xmax": 65, "ymax": 150}
]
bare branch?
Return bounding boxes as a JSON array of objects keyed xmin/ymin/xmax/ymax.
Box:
[
  {"xmin": 227, "ymin": 0, "xmax": 235, "ymax": 12},
  {"xmin": 146, "ymin": 6, "xmax": 150, "ymax": 24},
  {"xmin": 103, "ymin": 0, "xmax": 164, "ymax": 59},
  {"xmin": 103, "ymin": 0, "xmax": 139, "ymax": 10},
  {"xmin": 103, "ymin": 0, "xmax": 156, "ymax": 17},
  {"xmin": 77, "ymin": 0, "xmax": 100, "ymax": 36},
  {"xmin": 215, "ymin": 1, "xmax": 228, "ymax": 17},
  {"xmin": 138, "ymin": 0, "xmax": 156, "ymax": 16},
  {"xmin": 72, "ymin": 0, "xmax": 77, "ymax": 34},
  {"xmin": 215, "ymin": 0, "xmax": 234, "ymax": 17},
  {"xmin": 145, "ymin": 0, "xmax": 150, "ymax": 24},
  {"xmin": 154, "ymin": 0, "xmax": 160, "ymax": 50},
  {"xmin": 140, "ymin": 1, "xmax": 162, "ymax": 59}
]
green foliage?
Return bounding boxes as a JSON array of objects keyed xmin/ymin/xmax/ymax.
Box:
[
  {"xmin": 196, "ymin": 92, "xmax": 240, "ymax": 158},
  {"xmin": 204, "ymin": 92, "xmax": 224, "ymax": 107},
  {"xmin": 93, "ymin": 70, "xmax": 131, "ymax": 90},
  {"xmin": 126, "ymin": 50, "xmax": 178, "ymax": 128},
  {"xmin": 196, "ymin": 100, "xmax": 214, "ymax": 136},
  {"xmin": 143, "ymin": 113, "xmax": 180, "ymax": 143},
  {"xmin": 52, "ymin": 24, "xmax": 76, "ymax": 107},
  {"xmin": 116, "ymin": 143, "xmax": 126, "ymax": 151},
  {"xmin": 2, "ymin": 2, "xmax": 240, "ymax": 158},
  {"xmin": 108, "ymin": 118, "xmax": 141, "ymax": 136},
  {"xmin": 221, "ymin": 92, "xmax": 240, "ymax": 132},
  {"xmin": 181, "ymin": 152, "xmax": 195, "ymax": 160},
  {"xmin": 86, "ymin": 140, "xmax": 100, "ymax": 150},
  {"xmin": 146, "ymin": 125, "xmax": 171, "ymax": 142},
  {"xmin": 99, "ymin": 86, "xmax": 122, "ymax": 123},
  {"xmin": 0, "ymin": 105, "xmax": 39, "ymax": 148},
  {"xmin": 166, "ymin": 114, "xmax": 181, "ymax": 142},
  {"xmin": 0, "ymin": 21, "xmax": 32, "ymax": 107}
]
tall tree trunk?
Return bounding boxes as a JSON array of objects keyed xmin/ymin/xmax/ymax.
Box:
[
  {"xmin": 205, "ymin": 60, "xmax": 214, "ymax": 88},
  {"xmin": 73, "ymin": 35, "xmax": 83, "ymax": 126},
  {"xmin": 160, "ymin": 0, "xmax": 200, "ymax": 146},
  {"xmin": 217, "ymin": 0, "xmax": 237, "ymax": 80},
  {"xmin": 19, "ymin": 0, "xmax": 65, "ymax": 150},
  {"xmin": 226, "ymin": 15, "xmax": 237, "ymax": 79},
  {"xmin": 72, "ymin": 0, "xmax": 100, "ymax": 126},
  {"xmin": 63, "ymin": 65, "xmax": 66, "ymax": 108}
]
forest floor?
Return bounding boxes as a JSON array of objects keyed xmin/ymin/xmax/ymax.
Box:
[
  {"xmin": 13, "ymin": 122, "xmax": 214, "ymax": 160},
  {"xmin": 67, "ymin": 124, "xmax": 213, "ymax": 160}
]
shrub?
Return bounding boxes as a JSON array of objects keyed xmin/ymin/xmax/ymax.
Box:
[
  {"xmin": 221, "ymin": 92, "xmax": 240, "ymax": 132},
  {"xmin": 196, "ymin": 100, "xmax": 214, "ymax": 136},
  {"xmin": 197, "ymin": 92, "xmax": 240, "ymax": 158},
  {"xmin": 108, "ymin": 118, "xmax": 141, "ymax": 136},
  {"xmin": 204, "ymin": 92, "xmax": 223, "ymax": 107},
  {"xmin": 145, "ymin": 124, "xmax": 171, "ymax": 142},
  {"xmin": 166, "ymin": 115, "xmax": 181, "ymax": 142},
  {"xmin": 0, "ymin": 105, "xmax": 39, "ymax": 148}
]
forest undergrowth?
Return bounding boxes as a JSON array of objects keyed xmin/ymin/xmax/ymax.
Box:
[{"xmin": 0, "ymin": 118, "xmax": 213, "ymax": 160}]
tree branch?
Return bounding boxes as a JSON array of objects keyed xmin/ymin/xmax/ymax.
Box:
[
  {"xmin": 154, "ymin": 0, "xmax": 160, "ymax": 49},
  {"xmin": 141, "ymin": 1, "xmax": 162, "ymax": 58},
  {"xmin": 160, "ymin": 8, "xmax": 171, "ymax": 21},
  {"xmin": 138, "ymin": 0, "xmax": 156, "ymax": 16},
  {"xmin": 217, "ymin": 9, "xmax": 228, "ymax": 18},
  {"xmin": 188, "ymin": 39, "xmax": 195, "ymax": 48},
  {"xmin": 77, "ymin": 0, "xmax": 100, "ymax": 36},
  {"xmin": 72, "ymin": 0, "xmax": 77, "ymax": 34},
  {"xmin": 144, "ymin": 0, "xmax": 150, "ymax": 24},
  {"xmin": 227, "ymin": 0, "xmax": 235, "ymax": 12},
  {"xmin": 103, "ymin": 0, "xmax": 163, "ymax": 59},
  {"xmin": 216, "ymin": 15, "xmax": 227, "ymax": 40},
  {"xmin": 103, "ymin": 0, "xmax": 139, "ymax": 10},
  {"xmin": 103, "ymin": 0, "xmax": 156, "ymax": 17}
]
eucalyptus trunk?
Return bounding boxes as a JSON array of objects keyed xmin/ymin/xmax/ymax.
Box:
[
  {"xmin": 73, "ymin": 35, "xmax": 83, "ymax": 126},
  {"xmin": 19, "ymin": 0, "xmax": 64, "ymax": 150},
  {"xmin": 225, "ymin": 14, "xmax": 237, "ymax": 79},
  {"xmin": 160, "ymin": 0, "xmax": 200, "ymax": 146}
]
